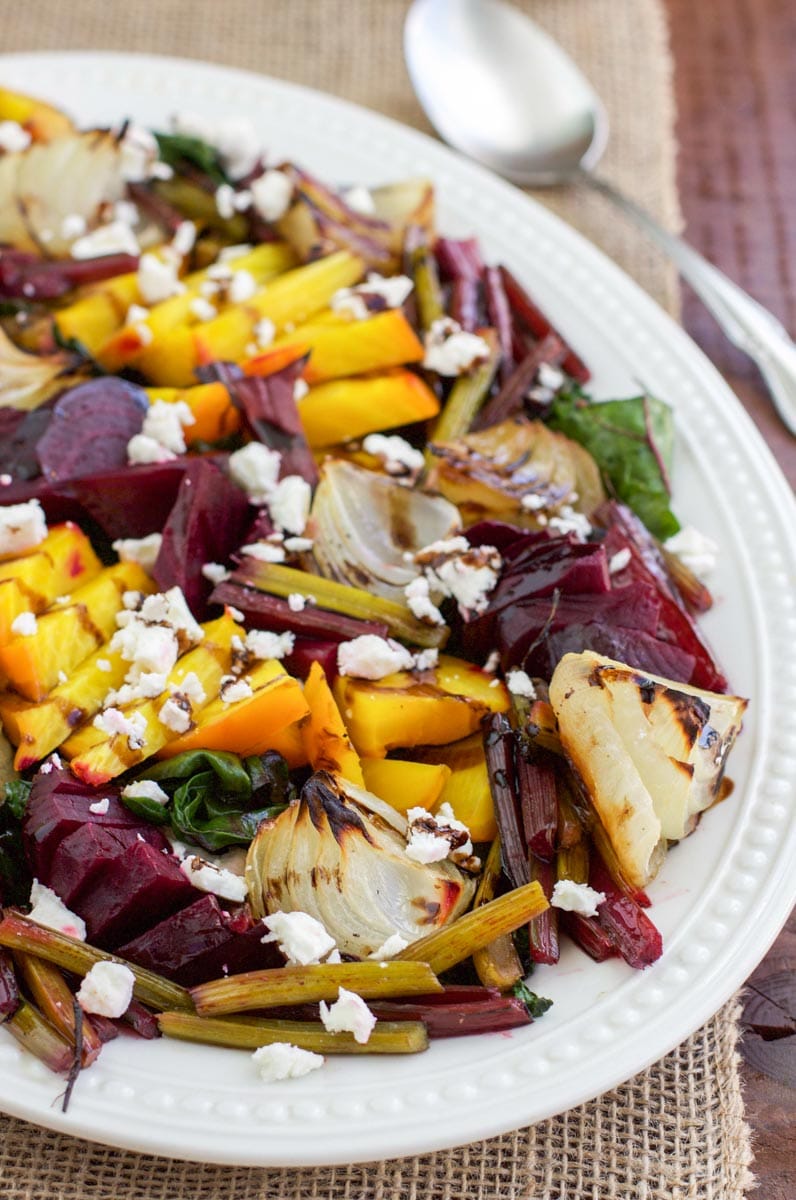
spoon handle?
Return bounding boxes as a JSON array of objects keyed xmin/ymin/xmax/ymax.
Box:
[{"xmin": 581, "ymin": 170, "xmax": 796, "ymax": 436}]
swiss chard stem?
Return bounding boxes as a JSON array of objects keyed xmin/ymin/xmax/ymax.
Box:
[
  {"xmin": 471, "ymin": 839, "xmax": 523, "ymax": 992},
  {"xmin": 428, "ymin": 329, "xmax": 500, "ymax": 445},
  {"xmin": 159, "ymin": 1011, "xmax": 428, "ymax": 1054},
  {"xmin": 5, "ymin": 999, "xmax": 73, "ymax": 1074},
  {"xmin": 15, "ymin": 952, "xmax": 103, "ymax": 1065}
]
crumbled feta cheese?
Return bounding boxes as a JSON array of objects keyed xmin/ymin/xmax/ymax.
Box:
[
  {"xmin": 189, "ymin": 296, "xmax": 217, "ymax": 322},
  {"xmin": 331, "ymin": 273, "xmax": 414, "ymax": 321},
  {"xmin": 0, "ymin": 499, "xmax": 47, "ymax": 556},
  {"xmin": 537, "ymin": 362, "xmax": 565, "ymax": 391},
  {"xmin": 114, "ymin": 199, "xmax": 141, "ymax": 227},
  {"xmin": 219, "ymin": 242, "xmax": 254, "ymax": 262},
  {"xmin": 483, "ymin": 650, "xmax": 501, "ymax": 673},
  {"xmin": 414, "ymin": 537, "xmax": 501, "ymax": 619},
  {"xmin": 201, "ymin": 562, "xmax": 231, "ymax": 584},
  {"xmin": 215, "ymin": 183, "xmax": 236, "ymax": 220},
  {"xmin": 229, "ymin": 269, "xmax": 257, "ymax": 303},
  {"xmin": 112, "ymin": 532, "xmax": 163, "ymax": 572},
  {"xmin": 71, "ymin": 220, "xmax": 140, "ymax": 260},
  {"xmin": 664, "ymin": 525, "xmax": 719, "ymax": 580},
  {"xmin": 506, "ymin": 669, "xmax": 536, "ymax": 699},
  {"xmin": 245, "ymin": 629, "xmax": 295, "ymax": 660},
  {"xmin": 521, "ymin": 492, "xmax": 547, "ymax": 512},
  {"xmin": 404, "ymin": 575, "xmax": 445, "ymax": 626},
  {"xmin": 92, "ymin": 707, "xmax": 147, "ymax": 750},
  {"xmin": 158, "ymin": 694, "xmax": 193, "ymax": 733},
  {"xmin": 122, "ymin": 779, "xmax": 170, "ymax": 806},
  {"xmin": 337, "ymin": 635, "xmax": 414, "ymax": 680},
  {"xmin": 548, "ymin": 505, "xmax": 591, "ymax": 541},
  {"xmin": 253, "ymin": 317, "xmax": 276, "ymax": 348},
  {"xmin": 608, "ymin": 547, "xmax": 632, "ymax": 575},
  {"xmin": 0, "ymin": 474, "xmax": 12, "ymax": 486},
  {"xmin": 180, "ymin": 855, "xmax": 248, "ymax": 902},
  {"xmin": 219, "ymin": 674, "xmax": 253, "ymax": 705},
  {"xmin": 112, "ymin": 622, "xmax": 179, "ymax": 675},
  {"xmin": 252, "ymin": 1042, "xmax": 324, "ymax": 1082},
  {"xmin": 405, "ymin": 802, "xmax": 478, "ymax": 870},
  {"xmin": 250, "ymin": 169, "xmax": 293, "ymax": 222},
  {"xmin": 261, "ymin": 910, "xmax": 337, "ymax": 966},
  {"xmin": 77, "ymin": 961, "xmax": 135, "ymax": 1018},
  {"xmin": 368, "ymin": 932, "xmax": 410, "ymax": 960},
  {"xmin": 57, "ymin": 669, "xmax": 68, "ymax": 685},
  {"xmin": 96, "ymin": 658, "xmax": 112, "ymax": 673},
  {"xmin": 423, "ymin": 317, "xmax": 490, "ymax": 376},
  {"xmin": 228, "ymin": 442, "xmax": 282, "ymax": 503},
  {"xmin": 0, "ymin": 120, "xmax": 32, "ymax": 153},
  {"xmin": 60, "ymin": 213, "xmax": 87, "ymax": 240},
  {"xmin": 319, "ymin": 987, "xmax": 377, "ymax": 1045},
  {"xmin": 268, "ymin": 475, "xmax": 311, "ymax": 535},
  {"xmin": 287, "ymin": 593, "xmax": 307, "ymax": 612},
  {"xmin": 175, "ymin": 671, "xmax": 206, "ymax": 707},
  {"xmin": 362, "ymin": 433, "xmax": 424, "ymax": 479},
  {"xmin": 126, "ymin": 433, "xmax": 177, "ymax": 465},
  {"xmin": 10, "ymin": 611, "xmax": 37, "ymax": 637},
  {"xmin": 343, "ymin": 185, "xmax": 376, "ymax": 214},
  {"xmin": 239, "ymin": 541, "xmax": 286, "ymax": 564},
  {"xmin": 283, "ymin": 536, "xmax": 313, "ymax": 554},
  {"xmin": 550, "ymin": 879, "xmax": 606, "ymax": 918},
  {"xmin": 118, "ymin": 123, "xmax": 159, "ymax": 182},
  {"xmin": 141, "ymin": 399, "xmax": 194, "ymax": 455},
  {"xmin": 89, "ymin": 798, "xmax": 110, "ymax": 815},
  {"xmin": 107, "ymin": 670, "xmax": 167, "ymax": 706},
  {"xmin": 293, "ymin": 378, "xmax": 309, "ymax": 402},
  {"xmin": 137, "ymin": 251, "xmax": 185, "ymax": 304},
  {"xmin": 27, "ymin": 881, "xmax": 86, "ymax": 940},
  {"xmin": 412, "ymin": 647, "xmax": 439, "ymax": 672},
  {"xmin": 125, "ymin": 303, "xmax": 150, "ymax": 327},
  {"xmin": 172, "ymin": 220, "xmax": 197, "ymax": 257}
]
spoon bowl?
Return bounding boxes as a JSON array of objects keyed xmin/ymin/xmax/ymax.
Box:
[{"xmin": 405, "ymin": 0, "xmax": 608, "ymax": 184}]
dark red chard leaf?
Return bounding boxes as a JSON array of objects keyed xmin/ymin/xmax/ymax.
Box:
[
  {"xmin": 434, "ymin": 237, "xmax": 484, "ymax": 281},
  {"xmin": 36, "ymin": 378, "xmax": 149, "ymax": 483},
  {"xmin": 0, "ymin": 249, "xmax": 139, "ymax": 300},
  {"xmin": 153, "ymin": 457, "xmax": 251, "ymax": 618},
  {"xmin": 227, "ymin": 357, "xmax": 318, "ymax": 485},
  {"xmin": 499, "ymin": 264, "xmax": 591, "ymax": 383},
  {"xmin": 449, "ymin": 277, "xmax": 482, "ymax": 332}
]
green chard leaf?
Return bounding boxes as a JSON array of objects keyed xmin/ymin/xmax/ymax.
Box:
[
  {"xmin": 548, "ymin": 388, "xmax": 680, "ymax": 540},
  {"xmin": 513, "ymin": 980, "xmax": 553, "ymax": 1019},
  {"xmin": 122, "ymin": 749, "xmax": 294, "ymax": 853},
  {"xmin": 153, "ymin": 132, "xmax": 228, "ymax": 185},
  {"xmin": 2, "ymin": 779, "xmax": 32, "ymax": 821}
]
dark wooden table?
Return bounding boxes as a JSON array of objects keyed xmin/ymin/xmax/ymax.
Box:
[{"xmin": 668, "ymin": 1, "xmax": 796, "ymax": 1194}]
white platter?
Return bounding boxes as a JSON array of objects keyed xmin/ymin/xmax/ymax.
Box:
[{"xmin": 0, "ymin": 51, "xmax": 794, "ymax": 1167}]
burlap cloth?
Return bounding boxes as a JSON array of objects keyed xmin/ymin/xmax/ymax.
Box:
[{"xmin": 0, "ymin": 2, "xmax": 753, "ymax": 1196}]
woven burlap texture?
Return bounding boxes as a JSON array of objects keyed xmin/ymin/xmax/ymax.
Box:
[{"xmin": 0, "ymin": 1, "xmax": 751, "ymax": 1196}]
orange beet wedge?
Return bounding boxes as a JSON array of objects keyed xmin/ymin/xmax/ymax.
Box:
[
  {"xmin": 302, "ymin": 660, "xmax": 364, "ymax": 786},
  {"xmin": 274, "ymin": 310, "xmax": 424, "ymax": 385},
  {"xmin": 297, "ymin": 368, "xmax": 439, "ymax": 447}
]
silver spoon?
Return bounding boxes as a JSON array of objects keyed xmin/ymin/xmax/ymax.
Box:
[{"xmin": 404, "ymin": 0, "xmax": 796, "ymax": 434}]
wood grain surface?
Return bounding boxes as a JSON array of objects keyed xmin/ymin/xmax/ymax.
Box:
[{"xmin": 667, "ymin": 1, "xmax": 796, "ymax": 1194}]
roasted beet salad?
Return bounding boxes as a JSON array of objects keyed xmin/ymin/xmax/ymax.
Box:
[{"xmin": 0, "ymin": 86, "xmax": 745, "ymax": 1095}]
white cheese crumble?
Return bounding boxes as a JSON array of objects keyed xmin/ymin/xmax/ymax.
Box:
[
  {"xmin": 0, "ymin": 499, "xmax": 47, "ymax": 556},
  {"xmin": 293, "ymin": 378, "xmax": 309, "ymax": 402},
  {"xmin": 253, "ymin": 317, "xmax": 276, "ymax": 348},
  {"xmin": 180, "ymin": 855, "xmax": 248, "ymax": 903},
  {"xmin": 240, "ymin": 541, "xmax": 286, "ymax": 564},
  {"xmin": 172, "ymin": 111, "xmax": 261, "ymax": 180},
  {"xmin": 189, "ymin": 296, "xmax": 217, "ymax": 322},
  {"xmin": 331, "ymin": 273, "xmax": 414, "ymax": 321},
  {"xmin": 71, "ymin": 220, "xmax": 140, "ymax": 260},
  {"xmin": 121, "ymin": 779, "xmax": 170, "ymax": 806},
  {"xmin": 172, "ymin": 220, "xmax": 197, "ymax": 257},
  {"xmin": 218, "ymin": 675, "xmax": 253, "ymax": 705},
  {"xmin": 547, "ymin": 505, "xmax": 592, "ymax": 541},
  {"xmin": 92, "ymin": 707, "xmax": 147, "ymax": 750},
  {"xmin": 423, "ymin": 317, "xmax": 490, "ymax": 376},
  {"xmin": 215, "ymin": 183, "xmax": 236, "ymax": 220},
  {"xmin": 126, "ymin": 433, "xmax": 176, "ymax": 465},
  {"xmin": 158, "ymin": 695, "xmax": 193, "ymax": 733},
  {"xmin": 229, "ymin": 269, "xmax": 257, "ymax": 303},
  {"xmin": 608, "ymin": 547, "xmax": 632, "ymax": 575},
  {"xmin": 261, "ymin": 910, "xmax": 337, "ymax": 966},
  {"xmin": 362, "ymin": 433, "xmax": 424, "ymax": 479},
  {"xmin": 550, "ymin": 879, "xmax": 607, "ymax": 919},
  {"xmin": 319, "ymin": 987, "xmax": 377, "ymax": 1045},
  {"xmin": 506, "ymin": 669, "xmax": 536, "ymax": 699},
  {"xmin": 268, "ymin": 475, "xmax": 311, "ymax": 535},
  {"xmin": 96, "ymin": 658, "xmax": 112, "ymax": 673},
  {"xmin": 88, "ymin": 798, "xmax": 110, "ymax": 815},
  {"xmin": 287, "ymin": 593, "xmax": 307, "ymax": 612},
  {"xmin": 118, "ymin": 123, "xmax": 160, "ymax": 182},
  {"xmin": 412, "ymin": 647, "xmax": 439, "ymax": 672},
  {"xmin": 414, "ymin": 536, "xmax": 502, "ymax": 619},
  {"xmin": 112, "ymin": 532, "xmax": 163, "ymax": 572},
  {"xmin": 405, "ymin": 802, "xmax": 478, "ymax": 870},
  {"xmin": 244, "ymin": 629, "xmax": 295, "ymax": 661},
  {"xmin": 228, "ymin": 442, "xmax": 282, "ymax": 504},
  {"xmin": 125, "ymin": 303, "xmax": 150, "ymax": 327},
  {"xmin": 520, "ymin": 492, "xmax": 547, "ymax": 512},
  {"xmin": 368, "ymin": 932, "xmax": 410, "ymax": 960},
  {"xmin": 337, "ymin": 635, "xmax": 414, "ymax": 680},
  {"xmin": 283, "ymin": 536, "xmax": 313, "ymax": 554},
  {"xmin": 664, "ymin": 525, "xmax": 719, "ymax": 580},
  {"xmin": 0, "ymin": 120, "xmax": 32, "ymax": 153},
  {"xmin": 201, "ymin": 562, "xmax": 231, "ymax": 585},
  {"xmin": 77, "ymin": 961, "xmax": 135, "ymax": 1018},
  {"xmin": 60, "ymin": 213, "xmax": 87, "ymax": 240},
  {"xmin": 141, "ymin": 399, "xmax": 195, "ymax": 455},
  {"xmin": 342, "ymin": 185, "xmax": 376, "ymax": 214},
  {"xmin": 10, "ymin": 611, "xmax": 37, "ymax": 637},
  {"xmin": 537, "ymin": 362, "xmax": 565, "ymax": 391},
  {"xmin": 252, "ymin": 1042, "xmax": 324, "ymax": 1082},
  {"xmin": 175, "ymin": 671, "xmax": 206, "ymax": 707},
  {"xmin": 404, "ymin": 575, "xmax": 445, "ymax": 626},
  {"xmin": 27, "ymin": 881, "xmax": 86, "ymax": 940},
  {"xmin": 137, "ymin": 251, "xmax": 185, "ymax": 304},
  {"xmin": 250, "ymin": 169, "xmax": 293, "ymax": 222}
]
